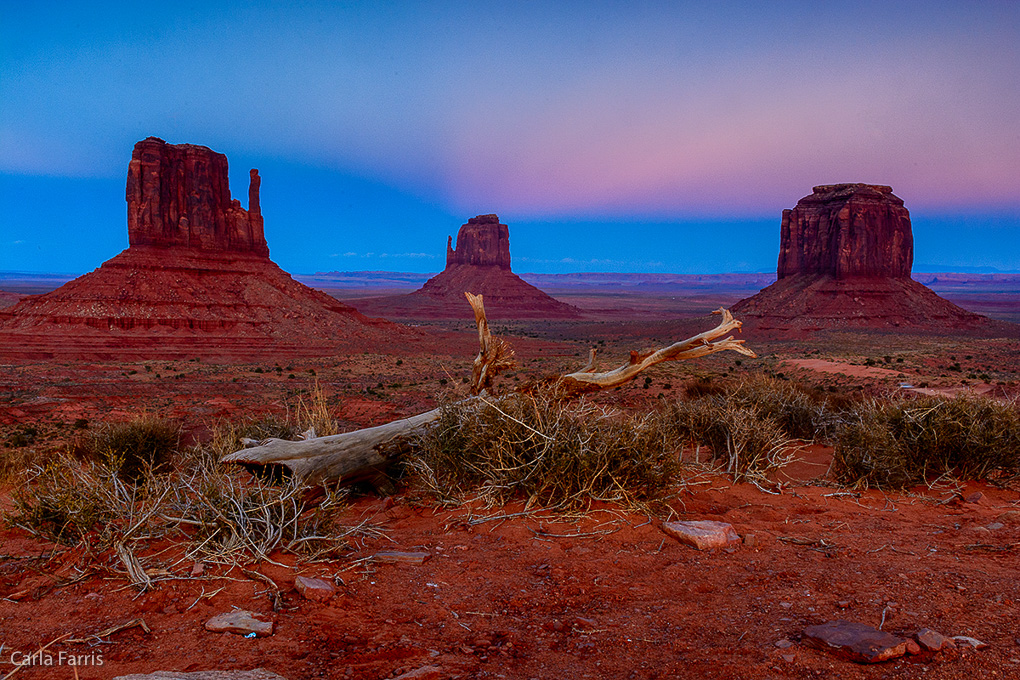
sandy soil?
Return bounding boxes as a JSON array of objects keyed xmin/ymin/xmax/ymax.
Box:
[
  {"xmin": 1, "ymin": 477, "xmax": 1018, "ymax": 680},
  {"xmin": 2, "ymin": 307, "xmax": 1019, "ymax": 679}
]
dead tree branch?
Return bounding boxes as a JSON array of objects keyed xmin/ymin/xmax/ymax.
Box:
[{"xmin": 222, "ymin": 296, "xmax": 755, "ymax": 486}]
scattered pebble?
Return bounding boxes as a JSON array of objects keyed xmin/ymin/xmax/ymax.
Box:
[{"xmin": 204, "ymin": 610, "xmax": 274, "ymax": 637}]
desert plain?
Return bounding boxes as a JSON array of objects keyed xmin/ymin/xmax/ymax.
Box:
[{"xmin": 1, "ymin": 270, "xmax": 1019, "ymax": 680}]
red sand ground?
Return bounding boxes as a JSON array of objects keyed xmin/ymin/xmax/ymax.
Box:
[
  {"xmin": 1, "ymin": 297, "xmax": 1019, "ymax": 679},
  {"xmin": 1, "ymin": 478, "xmax": 1018, "ymax": 680}
]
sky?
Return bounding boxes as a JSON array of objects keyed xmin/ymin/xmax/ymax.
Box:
[{"xmin": 1, "ymin": 0, "xmax": 1018, "ymax": 275}]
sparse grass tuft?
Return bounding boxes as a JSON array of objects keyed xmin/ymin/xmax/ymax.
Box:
[{"xmin": 296, "ymin": 381, "xmax": 342, "ymax": 437}]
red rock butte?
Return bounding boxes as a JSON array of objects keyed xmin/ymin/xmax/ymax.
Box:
[
  {"xmin": 352, "ymin": 214, "xmax": 582, "ymax": 319},
  {"xmin": 0, "ymin": 137, "xmax": 416, "ymax": 361},
  {"xmin": 732, "ymin": 183, "xmax": 1009, "ymax": 334}
]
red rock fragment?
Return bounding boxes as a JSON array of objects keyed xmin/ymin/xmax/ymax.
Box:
[
  {"xmin": 802, "ymin": 620, "xmax": 909, "ymax": 663},
  {"xmin": 915, "ymin": 627, "xmax": 955, "ymax": 652},
  {"xmin": 294, "ymin": 575, "xmax": 335, "ymax": 602},
  {"xmin": 372, "ymin": 551, "xmax": 432, "ymax": 565},
  {"xmin": 661, "ymin": 520, "xmax": 741, "ymax": 551},
  {"xmin": 392, "ymin": 667, "xmax": 443, "ymax": 680},
  {"xmin": 204, "ymin": 610, "xmax": 274, "ymax": 637}
]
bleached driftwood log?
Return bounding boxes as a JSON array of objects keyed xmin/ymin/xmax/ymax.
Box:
[
  {"xmin": 222, "ymin": 294, "xmax": 755, "ymax": 486},
  {"xmin": 552, "ymin": 308, "xmax": 756, "ymax": 397}
]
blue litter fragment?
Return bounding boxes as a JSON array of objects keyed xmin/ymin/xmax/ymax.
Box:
[{"xmin": 245, "ymin": 632, "xmax": 257, "ymax": 638}]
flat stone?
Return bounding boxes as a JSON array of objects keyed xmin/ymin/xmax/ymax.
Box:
[
  {"xmin": 915, "ymin": 627, "xmax": 956, "ymax": 652},
  {"xmin": 113, "ymin": 671, "xmax": 287, "ymax": 680},
  {"xmin": 204, "ymin": 610, "xmax": 274, "ymax": 637},
  {"xmin": 803, "ymin": 620, "xmax": 910, "ymax": 663},
  {"xmin": 952, "ymin": 635, "xmax": 989, "ymax": 649},
  {"xmin": 392, "ymin": 666, "xmax": 443, "ymax": 680},
  {"xmin": 661, "ymin": 520, "xmax": 740, "ymax": 551},
  {"xmin": 294, "ymin": 576, "xmax": 335, "ymax": 602},
  {"xmin": 372, "ymin": 551, "xmax": 432, "ymax": 565}
]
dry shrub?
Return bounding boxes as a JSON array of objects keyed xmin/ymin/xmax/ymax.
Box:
[
  {"xmin": 832, "ymin": 394, "xmax": 1020, "ymax": 488},
  {"xmin": 169, "ymin": 461, "xmax": 356, "ymax": 563},
  {"xmin": 655, "ymin": 398, "xmax": 794, "ymax": 483},
  {"xmin": 9, "ymin": 451, "xmax": 141, "ymax": 544},
  {"xmin": 75, "ymin": 416, "xmax": 181, "ymax": 482},
  {"xmin": 407, "ymin": 393, "xmax": 680, "ymax": 509},
  {"xmin": 725, "ymin": 375, "xmax": 833, "ymax": 441},
  {"xmin": 7, "ymin": 423, "xmax": 373, "ymax": 559}
]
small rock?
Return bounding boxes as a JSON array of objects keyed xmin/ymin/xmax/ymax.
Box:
[
  {"xmin": 392, "ymin": 667, "xmax": 442, "ymax": 680},
  {"xmin": 661, "ymin": 520, "xmax": 741, "ymax": 551},
  {"xmin": 905, "ymin": 640, "xmax": 921, "ymax": 655},
  {"xmin": 742, "ymin": 533, "xmax": 757, "ymax": 547},
  {"xmin": 549, "ymin": 620, "xmax": 565, "ymax": 632},
  {"xmin": 952, "ymin": 635, "xmax": 989, "ymax": 650},
  {"xmin": 473, "ymin": 637, "xmax": 491, "ymax": 648},
  {"xmin": 458, "ymin": 645, "xmax": 474, "ymax": 655},
  {"xmin": 191, "ymin": 562, "xmax": 205, "ymax": 577},
  {"xmin": 965, "ymin": 492, "xmax": 984, "ymax": 503},
  {"xmin": 915, "ymin": 628, "xmax": 955, "ymax": 652},
  {"xmin": 775, "ymin": 639, "xmax": 794, "ymax": 649},
  {"xmin": 837, "ymin": 601, "xmax": 851, "ymax": 609},
  {"xmin": 372, "ymin": 551, "xmax": 432, "ymax": 565},
  {"xmin": 204, "ymin": 610, "xmax": 274, "ymax": 637},
  {"xmin": 997, "ymin": 510, "xmax": 1020, "ymax": 523},
  {"xmin": 294, "ymin": 576, "xmax": 335, "ymax": 602},
  {"xmin": 781, "ymin": 654, "xmax": 796, "ymax": 663},
  {"xmin": 985, "ymin": 522, "xmax": 1005, "ymax": 531},
  {"xmin": 803, "ymin": 620, "xmax": 910, "ymax": 664},
  {"xmin": 112, "ymin": 670, "xmax": 287, "ymax": 680}
]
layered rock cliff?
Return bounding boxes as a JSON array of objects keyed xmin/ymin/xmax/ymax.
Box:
[
  {"xmin": 777, "ymin": 184, "xmax": 912, "ymax": 280},
  {"xmin": 445, "ymin": 214, "xmax": 512, "ymax": 269},
  {"xmin": 0, "ymin": 138, "xmax": 416, "ymax": 360},
  {"xmin": 732, "ymin": 184, "xmax": 1001, "ymax": 335},
  {"xmin": 352, "ymin": 214, "xmax": 581, "ymax": 319}
]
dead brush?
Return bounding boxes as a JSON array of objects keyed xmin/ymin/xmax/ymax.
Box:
[
  {"xmin": 655, "ymin": 398, "xmax": 795, "ymax": 485},
  {"xmin": 406, "ymin": 392, "xmax": 681, "ymax": 510},
  {"xmin": 8, "ymin": 450, "xmax": 163, "ymax": 545},
  {"xmin": 832, "ymin": 393, "xmax": 1020, "ymax": 489},
  {"xmin": 6, "ymin": 419, "xmax": 381, "ymax": 563},
  {"xmin": 724, "ymin": 374, "xmax": 835, "ymax": 441},
  {"xmin": 74, "ymin": 416, "xmax": 182, "ymax": 483},
  {"xmin": 165, "ymin": 462, "xmax": 360, "ymax": 564}
]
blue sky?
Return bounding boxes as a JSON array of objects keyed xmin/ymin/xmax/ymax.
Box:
[{"xmin": 2, "ymin": 1, "xmax": 1018, "ymax": 274}]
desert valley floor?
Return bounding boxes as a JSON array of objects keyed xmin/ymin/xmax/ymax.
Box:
[{"xmin": 1, "ymin": 281, "xmax": 1019, "ymax": 680}]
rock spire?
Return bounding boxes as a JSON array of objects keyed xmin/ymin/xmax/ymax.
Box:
[{"xmin": 126, "ymin": 137, "xmax": 268, "ymax": 256}]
